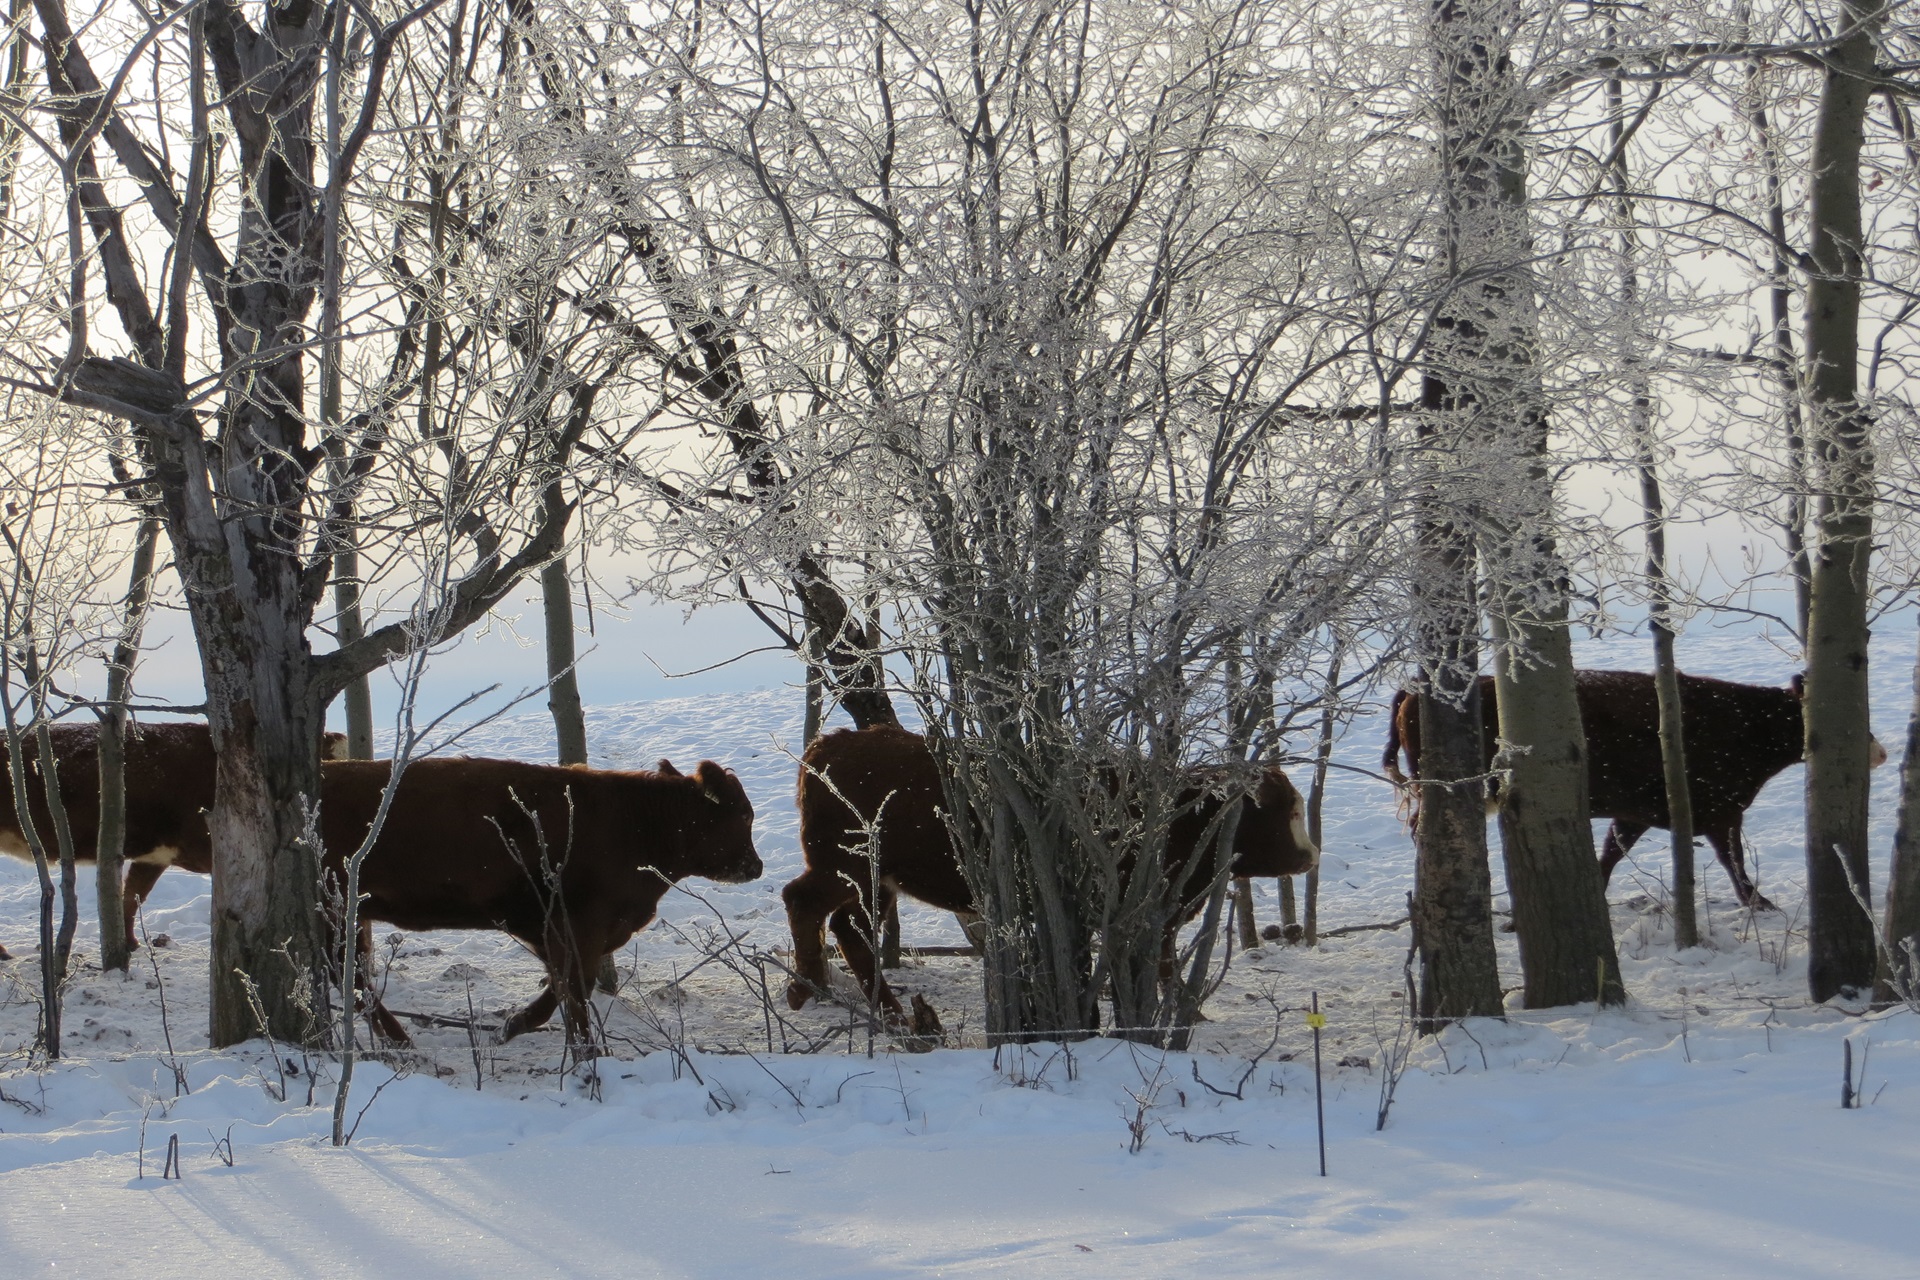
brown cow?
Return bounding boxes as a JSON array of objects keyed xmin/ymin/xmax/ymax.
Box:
[
  {"xmin": 783, "ymin": 725, "xmax": 1318, "ymax": 1017},
  {"xmin": 1381, "ymin": 669, "xmax": 1888, "ymax": 910},
  {"xmin": 322, "ymin": 755, "xmax": 762, "ymax": 1046},
  {"xmin": 0, "ymin": 721, "xmax": 346, "ymax": 954}
]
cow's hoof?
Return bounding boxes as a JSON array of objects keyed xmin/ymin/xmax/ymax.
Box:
[
  {"xmin": 1746, "ymin": 895, "xmax": 1780, "ymax": 913},
  {"xmin": 0, "ymin": 944, "xmax": 11, "ymax": 961},
  {"xmin": 785, "ymin": 980, "xmax": 815, "ymax": 1011}
]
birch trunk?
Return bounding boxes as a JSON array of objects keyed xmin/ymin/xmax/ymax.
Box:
[
  {"xmin": 541, "ymin": 487, "xmax": 588, "ymax": 769},
  {"xmin": 1428, "ymin": 0, "xmax": 1621, "ymax": 1010},
  {"xmin": 1409, "ymin": 442, "xmax": 1501, "ymax": 1024},
  {"xmin": 333, "ymin": 549, "xmax": 374, "ymax": 762},
  {"xmin": 1610, "ymin": 67, "xmax": 1697, "ymax": 949},
  {"xmin": 1746, "ymin": 66, "xmax": 1811, "ymax": 640},
  {"xmin": 95, "ymin": 509, "xmax": 160, "ymax": 972},
  {"xmin": 1303, "ymin": 652, "xmax": 1339, "ymax": 946},
  {"xmin": 1801, "ymin": 0, "xmax": 1880, "ymax": 1002},
  {"xmin": 1879, "ymin": 624, "xmax": 1920, "ymax": 1002}
]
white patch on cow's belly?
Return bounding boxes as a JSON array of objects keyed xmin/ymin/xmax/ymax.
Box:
[{"xmin": 131, "ymin": 844, "xmax": 181, "ymax": 868}]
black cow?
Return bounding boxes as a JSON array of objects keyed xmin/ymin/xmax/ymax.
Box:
[{"xmin": 1383, "ymin": 669, "xmax": 1886, "ymax": 909}]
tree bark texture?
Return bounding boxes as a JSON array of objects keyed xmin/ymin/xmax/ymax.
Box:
[
  {"xmin": 1745, "ymin": 69, "xmax": 1812, "ymax": 641},
  {"xmin": 1800, "ymin": 0, "xmax": 1881, "ymax": 1002},
  {"xmin": 1609, "ymin": 63, "xmax": 1698, "ymax": 950},
  {"xmin": 1408, "ymin": 436, "xmax": 1501, "ymax": 1025},
  {"xmin": 333, "ymin": 543, "xmax": 375, "ymax": 762},
  {"xmin": 95, "ymin": 509, "xmax": 161, "ymax": 973},
  {"xmin": 1648, "ymin": 623, "xmax": 1698, "ymax": 947},
  {"xmin": 1879, "ymin": 625, "xmax": 1920, "ymax": 1002},
  {"xmin": 1429, "ymin": 0, "xmax": 1621, "ymax": 1010},
  {"xmin": 33, "ymin": 0, "xmax": 583, "ymax": 1043},
  {"xmin": 542, "ymin": 488, "xmax": 589, "ymax": 768},
  {"xmin": 1413, "ymin": 682, "xmax": 1504, "ymax": 1026}
]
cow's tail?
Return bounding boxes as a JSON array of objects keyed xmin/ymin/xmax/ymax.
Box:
[
  {"xmin": 1383, "ymin": 689, "xmax": 1417, "ymax": 830},
  {"xmin": 1382, "ymin": 689, "xmax": 1409, "ymax": 783}
]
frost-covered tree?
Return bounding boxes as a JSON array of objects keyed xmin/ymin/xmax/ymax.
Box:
[
  {"xmin": 7, "ymin": 0, "xmax": 650, "ymax": 1043},
  {"xmin": 602, "ymin": 0, "xmax": 1418, "ymax": 1042}
]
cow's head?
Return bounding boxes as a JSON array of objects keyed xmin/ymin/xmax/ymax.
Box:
[
  {"xmin": 1227, "ymin": 766, "xmax": 1319, "ymax": 878},
  {"xmin": 660, "ymin": 757, "xmax": 763, "ymax": 884}
]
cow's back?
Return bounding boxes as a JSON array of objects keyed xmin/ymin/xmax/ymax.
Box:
[
  {"xmin": 1574, "ymin": 670, "xmax": 1802, "ymax": 828},
  {"xmin": 798, "ymin": 727, "xmax": 970, "ymax": 912},
  {"xmin": 0, "ymin": 722, "xmax": 219, "ymax": 872},
  {"xmin": 327, "ymin": 759, "xmax": 625, "ymax": 936},
  {"xmin": 327, "ymin": 756, "xmax": 758, "ymax": 945}
]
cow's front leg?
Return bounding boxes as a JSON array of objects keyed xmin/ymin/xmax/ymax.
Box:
[
  {"xmin": 782, "ymin": 870, "xmax": 854, "ymax": 1009},
  {"xmin": 498, "ymin": 985, "xmax": 559, "ymax": 1043}
]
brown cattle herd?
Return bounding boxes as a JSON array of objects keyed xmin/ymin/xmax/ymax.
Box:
[{"xmin": 0, "ymin": 669, "xmax": 1875, "ymax": 1042}]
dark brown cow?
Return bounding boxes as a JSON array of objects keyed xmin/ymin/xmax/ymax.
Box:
[
  {"xmin": 1381, "ymin": 669, "xmax": 1887, "ymax": 910},
  {"xmin": 783, "ymin": 725, "xmax": 1318, "ymax": 1017},
  {"xmin": 322, "ymin": 756, "xmax": 762, "ymax": 1046},
  {"xmin": 0, "ymin": 722, "xmax": 346, "ymax": 954}
]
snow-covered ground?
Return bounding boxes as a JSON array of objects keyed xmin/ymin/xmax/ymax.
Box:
[{"xmin": 0, "ymin": 631, "xmax": 1914, "ymax": 1278}]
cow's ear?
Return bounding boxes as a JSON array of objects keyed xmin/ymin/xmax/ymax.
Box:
[
  {"xmin": 694, "ymin": 760, "xmax": 733, "ymax": 804},
  {"xmin": 657, "ymin": 759, "xmax": 682, "ymax": 777},
  {"xmin": 1790, "ymin": 672, "xmax": 1806, "ymax": 700}
]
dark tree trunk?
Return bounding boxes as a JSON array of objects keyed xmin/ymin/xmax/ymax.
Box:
[
  {"xmin": 1409, "ymin": 568, "xmax": 1503, "ymax": 1027},
  {"xmin": 1427, "ymin": 0, "xmax": 1621, "ymax": 1011},
  {"xmin": 542, "ymin": 487, "xmax": 589, "ymax": 768},
  {"xmin": 793, "ymin": 564, "xmax": 898, "ymax": 731},
  {"xmin": 1879, "ymin": 623, "xmax": 1920, "ymax": 1002},
  {"xmin": 96, "ymin": 509, "xmax": 161, "ymax": 973},
  {"xmin": 333, "ymin": 545, "xmax": 374, "ymax": 762},
  {"xmin": 1608, "ymin": 63, "xmax": 1698, "ymax": 949},
  {"xmin": 33, "ymin": 0, "xmax": 583, "ymax": 1045},
  {"xmin": 1300, "ymin": 648, "xmax": 1340, "ymax": 947},
  {"xmin": 1801, "ymin": 0, "xmax": 1881, "ymax": 1002},
  {"xmin": 1745, "ymin": 66, "xmax": 1812, "ymax": 641},
  {"xmin": 1489, "ymin": 638, "xmax": 1623, "ymax": 1008}
]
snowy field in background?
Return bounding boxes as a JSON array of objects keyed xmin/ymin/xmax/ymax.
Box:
[{"xmin": 0, "ymin": 629, "xmax": 1913, "ymax": 1277}]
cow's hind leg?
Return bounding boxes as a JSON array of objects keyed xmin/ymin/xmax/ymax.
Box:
[
  {"xmin": 1710, "ymin": 825, "xmax": 1777, "ymax": 912},
  {"xmin": 350, "ymin": 920, "xmax": 412, "ymax": 1046},
  {"xmin": 782, "ymin": 868, "xmax": 858, "ymax": 1010},
  {"xmin": 547, "ymin": 909, "xmax": 608, "ymax": 1056},
  {"xmin": 1598, "ymin": 820, "xmax": 1649, "ymax": 884},
  {"xmin": 829, "ymin": 895, "xmax": 904, "ymax": 1020},
  {"xmin": 122, "ymin": 861, "xmax": 167, "ymax": 951}
]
